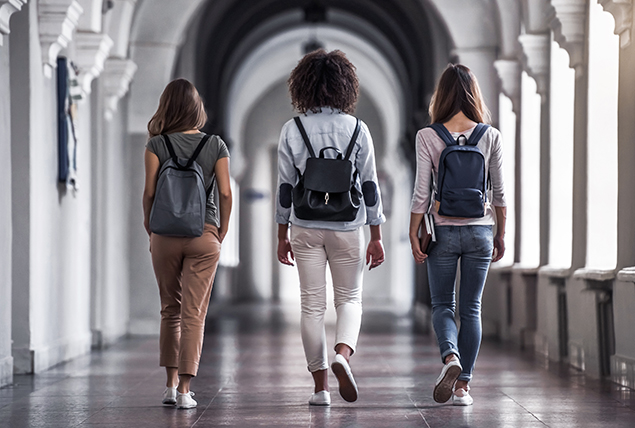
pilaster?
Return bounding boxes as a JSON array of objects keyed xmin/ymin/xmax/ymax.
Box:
[
  {"xmin": 0, "ymin": 0, "xmax": 27, "ymax": 45},
  {"xmin": 548, "ymin": 0, "xmax": 587, "ymax": 74},
  {"xmin": 102, "ymin": 57, "xmax": 136, "ymax": 120},
  {"xmin": 494, "ymin": 59, "xmax": 522, "ymax": 114},
  {"xmin": 38, "ymin": 0, "xmax": 83, "ymax": 71},
  {"xmin": 74, "ymin": 31, "xmax": 113, "ymax": 95},
  {"xmin": 599, "ymin": 0, "xmax": 633, "ymax": 47},
  {"xmin": 519, "ymin": 33, "xmax": 551, "ymax": 99}
]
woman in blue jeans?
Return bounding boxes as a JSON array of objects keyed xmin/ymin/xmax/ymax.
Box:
[{"xmin": 409, "ymin": 64, "xmax": 507, "ymax": 406}]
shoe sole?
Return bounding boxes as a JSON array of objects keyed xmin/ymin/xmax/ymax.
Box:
[
  {"xmin": 433, "ymin": 365, "xmax": 462, "ymax": 403},
  {"xmin": 162, "ymin": 399, "xmax": 176, "ymax": 405},
  {"xmin": 309, "ymin": 401, "xmax": 330, "ymax": 406},
  {"xmin": 331, "ymin": 361, "xmax": 358, "ymax": 403},
  {"xmin": 177, "ymin": 403, "xmax": 197, "ymax": 409}
]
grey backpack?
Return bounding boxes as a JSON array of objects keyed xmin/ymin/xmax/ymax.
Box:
[{"xmin": 149, "ymin": 134, "xmax": 212, "ymax": 237}]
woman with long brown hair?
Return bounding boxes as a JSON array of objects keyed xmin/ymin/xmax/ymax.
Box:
[
  {"xmin": 142, "ymin": 78, "xmax": 232, "ymax": 409},
  {"xmin": 276, "ymin": 49, "xmax": 385, "ymax": 406},
  {"xmin": 409, "ymin": 64, "xmax": 507, "ymax": 406}
]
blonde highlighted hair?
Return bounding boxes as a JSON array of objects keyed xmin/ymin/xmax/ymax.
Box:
[{"xmin": 147, "ymin": 78, "xmax": 207, "ymax": 138}]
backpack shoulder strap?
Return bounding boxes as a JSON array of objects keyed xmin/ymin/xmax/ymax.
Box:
[
  {"xmin": 344, "ymin": 118, "xmax": 361, "ymax": 161},
  {"xmin": 429, "ymin": 123, "xmax": 456, "ymax": 147},
  {"xmin": 162, "ymin": 134, "xmax": 178, "ymax": 162},
  {"xmin": 186, "ymin": 134, "xmax": 212, "ymax": 168},
  {"xmin": 466, "ymin": 123, "xmax": 490, "ymax": 146},
  {"xmin": 293, "ymin": 117, "xmax": 316, "ymax": 158}
]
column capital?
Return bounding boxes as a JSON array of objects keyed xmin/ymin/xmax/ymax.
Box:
[
  {"xmin": 548, "ymin": 0, "xmax": 587, "ymax": 73},
  {"xmin": 518, "ymin": 33, "xmax": 551, "ymax": 98},
  {"xmin": 494, "ymin": 59, "xmax": 522, "ymax": 114},
  {"xmin": 75, "ymin": 31, "xmax": 113, "ymax": 95},
  {"xmin": 599, "ymin": 0, "xmax": 633, "ymax": 48},
  {"xmin": 102, "ymin": 57, "xmax": 137, "ymax": 120},
  {"xmin": 39, "ymin": 0, "xmax": 83, "ymax": 71},
  {"xmin": 0, "ymin": 0, "xmax": 27, "ymax": 45}
]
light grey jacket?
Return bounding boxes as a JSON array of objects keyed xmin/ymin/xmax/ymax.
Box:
[{"xmin": 275, "ymin": 108, "xmax": 385, "ymax": 231}]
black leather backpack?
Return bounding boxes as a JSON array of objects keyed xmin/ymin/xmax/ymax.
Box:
[{"xmin": 292, "ymin": 117, "xmax": 362, "ymax": 222}]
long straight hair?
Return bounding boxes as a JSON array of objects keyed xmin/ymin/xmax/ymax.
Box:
[
  {"xmin": 147, "ymin": 78, "xmax": 207, "ymax": 138},
  {"xmin": 429, "ymin": 64, "xmax": 491, "ymax": 124}
]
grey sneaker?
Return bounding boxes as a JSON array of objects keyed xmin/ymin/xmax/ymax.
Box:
[
  {"xmin": 162, "ymin": 387, "xmax": 177, "ymax": 405},
  {"xmin": 452, "ymin": 387, "xmax": 473, "ymax": 406},
  {"xmin": 176, "ymin": 391, "xmax": 197, "ymax": 409}
]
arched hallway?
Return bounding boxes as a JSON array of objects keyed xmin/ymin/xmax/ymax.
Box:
[
  {"xmin": 2, "ymin": 0, "xmax": 635, "ymax": 425},
  {"xmin": 1, "ymin": 305, "xmax": 634, "ymax": 427}
]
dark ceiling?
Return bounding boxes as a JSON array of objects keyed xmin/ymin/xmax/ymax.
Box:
[{"xmin": 188, "ymin": 0, "xmax": 452, "ymax": 165}]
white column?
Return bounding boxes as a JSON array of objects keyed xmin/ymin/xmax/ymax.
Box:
[
  {"xmin": 38, "ymin": 0, "xmax": 83, "ymax": 72},
  {"xmin": 74, "ymin": 31, "xmax": 113, "ymax": 95},
  {"xmin": 0, "ymin": 0, "xmax": 27, "ymax": 45},
  {"xmin": 599, "ymin": 0, "xmax": 633, "ymax": 47},
  {"xmin": 102, "ymin": 57, "xmax": 136, "ymax": 120}
]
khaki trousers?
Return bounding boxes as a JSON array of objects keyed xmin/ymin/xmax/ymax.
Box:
[
  {"xmin": 290, "ymin": 225, "xmax": 365, "ymax": 372},
  {"xmin": 150, "ymin": 224, "xmax": 221, "ymax": 376}
]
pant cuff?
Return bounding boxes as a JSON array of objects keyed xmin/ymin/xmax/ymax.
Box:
[
  {"xmin": 179, "ymin": 360, "xmax": 200, "ymax": 377},
  {"xmin": 440, "ymin": 349, "xmax": 460, "ymax": 364},
  {"xmin": 307, "ymin": 363, "xmax": 329, "ymax": 373},
  {"xmin": 160, "ymin": 354, "xmax": 179, "ymax": 368},
  {"xmin": 333, "ymin": 340, "xmax": 357, "ymax": 356}
]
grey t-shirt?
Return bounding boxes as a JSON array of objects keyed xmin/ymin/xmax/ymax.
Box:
[{"xmin": 146, "ymin": 132, "xmax": 230, "ymax": 227}]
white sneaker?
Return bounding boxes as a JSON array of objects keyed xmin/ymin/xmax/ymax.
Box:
[
  {"xmin": 433, "ymin": 357, "xmax": 462, "ymax": 403},
  {"xmin": 452, "ymin": 387, "xmax": 473, "ymax": 406},
  {"xmin": 162, "ymin": 387, "xmax": 177, "ymax": 405},
  {"xmin": 176, "ymin": 391, "xmax": 197, "ymax": 409},
  {"xmin": 331, "ymin": 354, "xmax": 358, "ymax": 402},
  {"xmin": 309, "ymin": 390, "xmax": 331, "ymax": 406}
]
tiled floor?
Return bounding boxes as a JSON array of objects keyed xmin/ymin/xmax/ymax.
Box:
[{"xmin": 1, "ymin": 304, "xmax": 634, "ymax": 427}]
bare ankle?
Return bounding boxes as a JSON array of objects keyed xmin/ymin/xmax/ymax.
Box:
[
  {"xmin": 455, "ymin": 380, "xmax": 468, "ymax": 391},
  {"xmin": 444, "ymin": 354, "xmax": 458, "ymax": 364}
]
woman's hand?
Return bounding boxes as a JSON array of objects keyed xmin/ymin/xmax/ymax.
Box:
[
  {"xmin": 408, "ymin": 212, "xmax": 427, "ymax": 264},
  {"xmin": 143, "ymin": 217, "xmax": 151, "ymax": 237},
  {"xmin": 366, "ymin": 239, "xmax": 385, "ymax": 270},
  {"xmin": 277, "ymin": 238, "xmax": 294, "ymax": 266},
  {"xmin": 492, "ymin": 234, "xmax": 505, "ymax": 262},
  {"xmin": 218, "ymin": 228, "xmax": 227, "ymax": 243},
  {"xmin": 410, "ymin": 235, "xmax": 428, "ymax": 264}
]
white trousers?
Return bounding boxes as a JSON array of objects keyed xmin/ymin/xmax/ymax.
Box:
[{"xmin": 290, "ymin": 225, "xmax": 365, "ymax": 372}]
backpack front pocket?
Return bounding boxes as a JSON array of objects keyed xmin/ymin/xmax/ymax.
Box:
[{"xmin": 438, "ymin": 188, "xmax": 485, "ymax": 218}]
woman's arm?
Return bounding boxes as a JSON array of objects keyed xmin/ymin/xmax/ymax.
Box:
[
  {"xmin": 366, "ymin": 224, "xmax": 385, "ymax": 270},
  {"xmin": 277, "ymin": 223, "xmax": 294, "ymax": 266},
  {"xmin": 142, "ymin": 149, "xmax": 161, "ymax": 236},
  {"xmin": 214, "ymin": 157, "xmax": 232, "ymax": 243},
  {"xmin": 409, "ymin": 212, "xmax": 427, "ymax": 264},
  {"xmin": 492, "ymin": 206, "xmax": 506, "ymax": 262}
]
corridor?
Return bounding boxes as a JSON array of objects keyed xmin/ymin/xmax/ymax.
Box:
[{"xmin": 1, "ymin": 305, "xmax": 634, "ymax": 427}]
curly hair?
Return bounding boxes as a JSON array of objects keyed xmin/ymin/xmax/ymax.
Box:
[
  {"xmin": 147, "ymin": 78, "xmax": 207, "ymax": 138},
  {"xmin": 288, "ymin": 49, "xmax": 359, "ymax": 114}
]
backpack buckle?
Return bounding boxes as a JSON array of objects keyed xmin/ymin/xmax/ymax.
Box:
[{"xmin": 325, "ymin": 193, "xmax": 330, "ymax": 205}]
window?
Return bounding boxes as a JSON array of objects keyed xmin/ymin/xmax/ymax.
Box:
[
  {"xmin": 496, "ymin": 93, "xmax": 516, "ymax": 266},
  {"xmin": 519, "ymin": 71, "xmax": 541, "ymax": 267},
  {"xmin": 586, "ymin": 0, "xmax": 619, "ymax": 270},
  {"xmin": 548, "ymin": 35, "xmax": 575, "ymax": 269}
]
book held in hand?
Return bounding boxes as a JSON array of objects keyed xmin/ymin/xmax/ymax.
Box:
[{"xmin": 419, "ymin": 213, "xmax": 437, "ymax": 254}]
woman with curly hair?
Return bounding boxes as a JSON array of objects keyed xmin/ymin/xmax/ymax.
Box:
[{"xmin": 276, "ymin": 49, "xmax": 386, "ymax": 406}]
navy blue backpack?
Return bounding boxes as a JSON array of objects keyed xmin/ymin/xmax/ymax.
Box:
[{"xmin": 429, "ymin": 123, "xmax": 490, "ymax": 218}]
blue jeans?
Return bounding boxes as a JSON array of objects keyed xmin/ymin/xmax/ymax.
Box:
[{"xmin": 426, "ymin": 225, "xmax": 493, "ymax": 382}]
